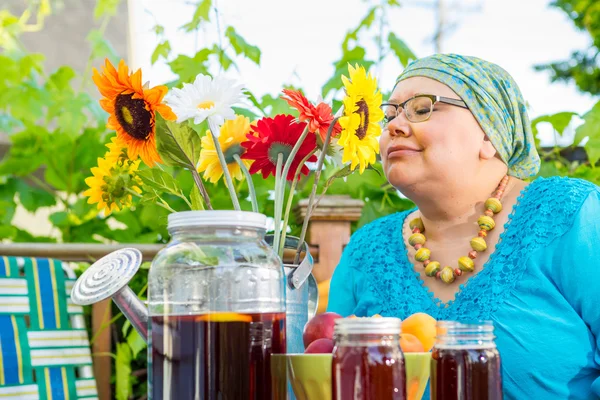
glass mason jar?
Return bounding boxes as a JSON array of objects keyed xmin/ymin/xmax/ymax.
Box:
[
  {"xmin": 431, "ymin": 321, "xmax": 503, "ymax": 400},
  {"xmin": 147, "ymin": 211, "xmax": 286, "ymax": 400},
  {"xmin": 332, "ymin": 318, "xmax": 406, "ymax": 400}
]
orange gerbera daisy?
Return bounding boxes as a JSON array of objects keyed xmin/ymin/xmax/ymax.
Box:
[
  {"xmin": 281, "ymin": 89, "xmax": 341, "ymax": 142},
  {"xmin": 93, "ymin": 59, "xmax": 176, "ymax": 166}
]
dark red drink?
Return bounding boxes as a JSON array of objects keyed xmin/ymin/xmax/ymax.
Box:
[
  {"xmin": 431, "ymin": 321, "xmax": 502, "ymax": 400},
  {"xmin": 150, "ymin": 312, "xmax": 285, "ymax": 400},
  {"xmin": 431, "ymin": 347, "xmax": 502, "ymax": 400},
  {"xmin": 332, "ymin": 318, "xmax": 406, "ymax": 400}
]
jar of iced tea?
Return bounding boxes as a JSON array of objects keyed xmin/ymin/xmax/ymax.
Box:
[
  {"xmin": 332, "ymin": 317, "xmax": 406, "ymax": 400},
  {"xmin": 148, "ymin": 211, "xmax": 286, "ymax": 400},
  {"xmin": 431, "ymin": 321, "xmax": 503, "ymax": 400}
]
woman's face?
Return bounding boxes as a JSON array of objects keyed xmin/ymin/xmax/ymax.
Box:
[{"xmin": 380, "ymin": 77, "xmax": 490, "ymax": 192}]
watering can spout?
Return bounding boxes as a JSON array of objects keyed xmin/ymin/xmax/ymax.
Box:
[{"xmin": 71, "ymin": 248, "xmax": 149, "ymax": 342}]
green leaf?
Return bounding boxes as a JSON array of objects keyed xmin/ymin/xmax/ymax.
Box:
[
  {"xmin": 12, "ymin": 228, "xmax": 56, "ymax": 243},
  {"xmin": 190, "ymin": 185, "xmax": 204, "ymax": 210},
  {"xmin": 137, "ymin": 168, "xmax": 181, "ymax": 197},
  {"xmin": 531, "ymin": 111, "xmax": 577, "ymax": 138},
  {"xmin": 153, "ymin": 24, "xmax": 164, "ymax": 35},
  {"xmin": 46, "ymin": 66, "xmax": 76, "ymax": 92},
  {"xmin": 155, "ymin": 116, "xmax": 202, "ymax": 169},
  {"xmin": 225, "ymin": 26, "xmax": 261, "ymax": 65},
  {"xmin": 151, "ymin": 41, "xmax": 171, "ymax": 65},
  {"xmin": 181, "ymin": 0, "xmax": 212, "ymax": 32},
  {"xmin": 574, "ymin": 101, "xmax": 600, "ymax": 165},
  {"xmin": 0, "ymin": 225, "xmax": 16, "ymax": 240},
  {"xmin": 168, "ymin": 49, "xmax": 213, "ymax": 83},
  {"xmin": 126, "ymin": 329, "xmax": 147, "ymax": 359},
  {"xmin": 94, "ymin": 0, "xmax": 121, "ymax": 19},
  {"xmin": 87, "ymin": 29, "xmax": 119, "ymax": 63},
  {"xmin": 17, "ymin": 181, "xmax": 56, "ymax": 212},
  {"xmin": 322, "ymin": 47, "xmax": 374, "ymax": 97},
  {"xmin": 326, "ymin": 164, "xmax": 354, "ymax": 187},
  {"xmin": 115, "ymin": 343, "xmax": 132, "ymax": 400},
  {"xmin": 0, "ymin": 127, "xmax": 46, "ymax": 176},
  {"xmin": 388, "ymin": 32, "xmax": 416, "ymax": 67}
]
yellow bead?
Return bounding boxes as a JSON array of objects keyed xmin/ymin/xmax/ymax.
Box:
[
  {"xmin": 485, "ymin": 197, "xmax": 503, "ymax": 213},
  {"xmin": 415, "ymin": 248, "xmax": 431, "ymax": 262},
  {"xmin": 458, "ymin": 256, "xmax": 475, "ymax": 272},
  {"xmin": 470, "ymin": 237, "xmax": 488, "ymax": 252},
  {"xmin": 409, "ymin": 218, "xmax": 425, "ymax": 232},
  {"xmin": 440, "ymin": 266, "xmax": 455, "ymax": 284},
  {"xmin": 478, "ymin": 215, "xmax": 496, "ymax": 231},
  {"xmin": 409, "ymin": 233, "xmax": 426, "ymax": 246},
  {"xmin": 425, "ymin": 261, "xmax": 441, "ymax": 277}
]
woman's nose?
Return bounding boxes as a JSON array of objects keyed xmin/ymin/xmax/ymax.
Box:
[{"xmin": 387, "ymin": 114, "xmax": 411, "ymax": 137}]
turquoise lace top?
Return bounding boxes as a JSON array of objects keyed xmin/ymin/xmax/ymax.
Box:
[{"xmin": 327, "ymin": 177, "xmax": 600, "ymax": 399}]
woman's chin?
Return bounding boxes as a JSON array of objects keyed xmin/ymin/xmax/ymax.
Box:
[{"xmin": 385, "ymin": 168, "xmax": 420, "ymax": 191}]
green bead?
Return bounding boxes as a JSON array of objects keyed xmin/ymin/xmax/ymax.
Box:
[
  {"xmin": 470, "ymin": 237, "xmax": 487, "ymax": 252},
  {"xmin": 440, "ymin": 266, "xmax": 455, "ymax": 284},
  {"xmin": 409, "ymin": 233, "xmax": 426, "ymax": 246},
  {"xmin": 458, "ymin": 256, "xmax": 475, "ymax": 272},
  {"xmin": 415, "ymin": 248, "xmax": 431, "ymax": 262},
  {"xmin": 478, "ymin": 215, "xmax": 496, "ymax": 231},
  {"xmin": 485, "ymin": 197, "xmax": 502, "ymax": 213},
  {"xmin": 409, "ymin": 218, "xmax": 425, "ymax": 232},
  {"xmin": 425, "ymin": 261, "xmax": 441, "ymax": 277}
]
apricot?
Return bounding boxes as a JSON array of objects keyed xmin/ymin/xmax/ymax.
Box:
[
  {"xmin": 401, "ymin": 312, "xmax": 436, "ymax": 351},
  {"xmin": 399, "ymin": 333, "xmax": 425, "ymax": 353}
]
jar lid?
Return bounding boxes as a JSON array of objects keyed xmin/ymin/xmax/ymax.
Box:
[
  {"xmin": 334, "ymin": 317, "xmax": 402, "ymax": 335},
  {"xmin": 168, "ymin": 211, "xmax": 267, "ymax": 230}
]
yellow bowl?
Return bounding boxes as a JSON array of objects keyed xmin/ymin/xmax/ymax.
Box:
[{"xmin": 273, "ymin": 352, "xmax": 431, "ymax": 400}]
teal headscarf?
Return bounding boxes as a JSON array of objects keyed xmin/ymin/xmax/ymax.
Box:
[{"xmin": 396, "ymin": 54, "xmax": 540, "ymax": 179}]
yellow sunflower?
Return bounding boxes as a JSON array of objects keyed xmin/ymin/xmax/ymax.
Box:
[
  {"xmin": 84, "ymin": 152, "xmax": 142, "ymax": 215},
  {"xmin": 197, "ymin": 115, "xmax": 253, "ymax": 184},
  {"xmin": 337, "ymin": 64, "xmax": 384, "ymax": 174},
  {"xmin": 92, "ymin": 59, "xmax": 176, "ymax": 166}
]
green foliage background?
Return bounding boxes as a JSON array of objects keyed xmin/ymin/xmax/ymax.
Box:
[{"xmin": 1, "ymin": 0, "xmax": 599, "ymax": 398}]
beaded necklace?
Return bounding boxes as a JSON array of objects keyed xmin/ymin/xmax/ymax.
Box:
[{"xmin": 408, "ymin": 175, "xmax": 510, "ymax": 284}]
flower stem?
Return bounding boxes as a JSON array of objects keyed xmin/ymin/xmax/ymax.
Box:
[
  {"xmin": 190, "ymin": 168, "xmax": 213, "ymax": 210},
  {"xmin": 234, "ymin": 154, "xmax": 258, "ymax": 213},
  {"xmin": 126, "ymin": 188, "xmax": 177, "ymax": 213},
  {"xmin": 208, "ymin": 118, "xmax": 241, "ymax": 210},
  {"xmin": 294, "ymin": 117, "xmax": 340, "ymax": 264},
  {"xmin": 273, "ymin": 153, "xmax": 284, "ymax": 254},
  {"xmin": 279, "ymin": 149, "xmax": 317, "ymax": 257}
]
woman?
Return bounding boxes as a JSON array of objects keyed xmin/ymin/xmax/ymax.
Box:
[{"xmin": 327, "ymin": 54, "xmax": 600, "ymax": 399}]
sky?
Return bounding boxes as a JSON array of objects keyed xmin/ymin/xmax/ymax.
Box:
[{"xmin": 127, "ymin": 0, "xmax": 599, "ymax": 147}]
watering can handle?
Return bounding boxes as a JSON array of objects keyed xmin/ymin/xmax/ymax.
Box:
[{"xmin": 264, "ymin": 235, "xmax": 314, "ymax": 289}]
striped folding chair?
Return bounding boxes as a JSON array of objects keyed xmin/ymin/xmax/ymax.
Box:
[{"xmin": 0, "ymin": 256, "xmax": 99, "ymax": 400}]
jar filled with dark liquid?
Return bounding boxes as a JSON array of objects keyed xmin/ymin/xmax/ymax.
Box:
[
  {"xmin": 148, "ymin": 211, "xmax": 286, "ymax": 400},
  {"xmin": 431, "ymin": 321, "xmax": 502, "ymax": 400},
  {"xmin": 332, "ymin": 317, "xmax": 406, "ymax": 400}
]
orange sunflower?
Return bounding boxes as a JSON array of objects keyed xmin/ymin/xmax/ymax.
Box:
[{"xmin": 92, "ymin": 59, "xmax": 176, "ymax": 166}]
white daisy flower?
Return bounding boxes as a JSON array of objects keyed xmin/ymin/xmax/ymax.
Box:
[{"xmin": 165, "ymin": 73, "xmax": 246, "ymax": 130}]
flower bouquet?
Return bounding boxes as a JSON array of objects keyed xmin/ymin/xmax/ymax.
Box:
[{"xmin": 84, "ymin": 59, "xmax": 384, "ymax": 261}]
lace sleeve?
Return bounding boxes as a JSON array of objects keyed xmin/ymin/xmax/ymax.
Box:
[{"xmin": 552, "ymin": 189, "xmax": 600, "ymax": 396}]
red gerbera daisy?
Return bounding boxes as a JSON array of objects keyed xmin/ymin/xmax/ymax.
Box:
[
  {"xmin": 281, "ymin": 89, "xmax": 342, "ymax": 142},
  {"xmin": 241, "ymin": 114, "xmax": 317, "ymax": 181}
]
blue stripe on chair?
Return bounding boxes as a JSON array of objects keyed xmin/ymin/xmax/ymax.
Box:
[
  {"xmin": 35, "ymin": 259, "xmax": 60, "ymax": 330},
  {"xmin": 0, "ymin": 315, "xmax": 19, "ymax": 385},
  {"xmin": 49, "ymin": 367, "xmax": 68, "ymax": 400}
]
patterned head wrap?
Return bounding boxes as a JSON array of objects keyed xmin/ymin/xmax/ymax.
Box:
[{"xmin": 395, "ymin": 54, "xmax": 540, "ymax": 178}]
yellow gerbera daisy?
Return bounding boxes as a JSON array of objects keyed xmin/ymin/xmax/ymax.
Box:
[
  {"xmin": 337, "ymin": 64, "xmax": 384, "ymax": 174},
  {"xmin": 197, "ymin": 115, "xmax": 253, "ymax": 184},
  {"xmin": 83, "ymin": 151, "xmax": 142, "ymax": 215},
  {"xmin": 92, "ymin": 59, "xmax": 176, "ymax": 166}
]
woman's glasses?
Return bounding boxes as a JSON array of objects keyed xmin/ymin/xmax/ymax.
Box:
[{"xmin": 380, "ymin": 94, "xmax": 468, "ymax": 125}]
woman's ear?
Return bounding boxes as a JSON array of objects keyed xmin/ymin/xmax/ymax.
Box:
[{"xmin": 480, "ymin": 136, "xmax": 497, "ymax": 160}]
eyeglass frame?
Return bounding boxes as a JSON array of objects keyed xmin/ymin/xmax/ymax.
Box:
[{"xmin": 380, "ymin": 94, "xmax": 469, "ymax": 124}]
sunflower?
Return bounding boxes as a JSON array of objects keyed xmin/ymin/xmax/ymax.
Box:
[
  {"xmin": 84, "ymin": 152, "xmax": 142, "ymax": 215},
  {"xmin": 281, "ymin": 89, "xmax": 341, "ymax": 142},
  {"xmin": 92, "ymin": 59, "xmax": 176, "ymax": 166},
  {"xmin": 165, "ymin": 73, "xmax": 246, "ymax": 128},
  {"xmin": 241, "ymin": 114, "xmax": 317, "ymax": 181},
  {"xmin": 337, "ymin": 64, "xmax": 384, "ymax": 174},
  {"xmin": 197, "ymin": 115, "xmax": 253, "ymax": 184}
]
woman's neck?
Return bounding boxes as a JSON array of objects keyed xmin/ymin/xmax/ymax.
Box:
[{"xmin": 409, "ymin": 174, "xmax": 515, "ymax": 242}]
